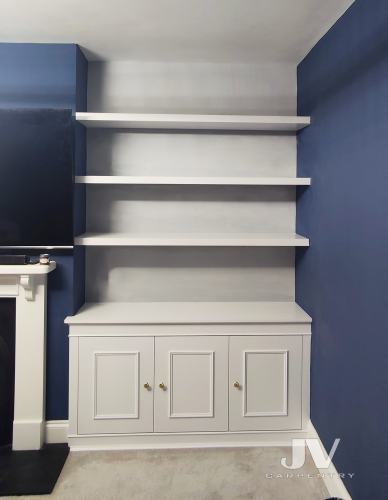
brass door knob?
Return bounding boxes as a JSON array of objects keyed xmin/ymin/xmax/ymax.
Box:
[
  {"xmin": 159, "ymin": 382, "xmax": 166, "ymax": 390},
  {"xmin": 233, "ymin": 381, "xmax": 241, "ymax": 388},
  {"xmin": 144, "ymin": 382, "xmax": 151, "ymax": 390}
]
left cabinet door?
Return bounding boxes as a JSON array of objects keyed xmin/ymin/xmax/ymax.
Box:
[{"xmin": 78, "ymin": 337, "xmax": 154, "ymax": 435}]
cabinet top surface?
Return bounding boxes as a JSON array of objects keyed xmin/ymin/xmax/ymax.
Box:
[{"xmin": 65, "ymin": 301, "xmax": 312, "ymax": 325}]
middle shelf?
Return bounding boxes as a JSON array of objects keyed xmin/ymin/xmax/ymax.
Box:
[
  {"xmin": 75, "ymin": 232, "xmax": 309, "ymax": 247},
  {"xmin": 75, "ymin": 175, "xmax": 311, "ymax": 186}
]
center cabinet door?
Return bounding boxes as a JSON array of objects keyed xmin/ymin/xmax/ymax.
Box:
[
  {"xmin": 78, "ymin": 337, "xmax": 154, "ymax": 435},
  {"xmin": 154, "ymin": 336, "xmax": 228, "ymax": 432}
]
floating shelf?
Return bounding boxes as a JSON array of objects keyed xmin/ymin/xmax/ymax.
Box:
[
  {"xmin": 65, "ymin": 301, "xmax": 312, "ymax": 326},
  {"xmin": 75, "ymin": 232, "xmax": 309, "ymax": 247},
  {"xmin": 75, "ymin": 175, "xmax": 311, "ymax": 186},
  {"xmin": 76, "ymin": 112, "xmax": 311, "ymax": 131}
]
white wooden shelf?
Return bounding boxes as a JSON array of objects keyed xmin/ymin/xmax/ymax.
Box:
[
  {"xmin": 75, "ymin": 175, "xmax": 311, "ymax": 186},
  {"xmin": 65, "ymin": 301, "xmax": 312, "ymax": 325},
  {"xmin": 76, "ymin": 113, "xmax": 310, "ymax": 131},
  {"xmin": 75, "ymin": 232, "xmax": 309, "ymax": 247}
]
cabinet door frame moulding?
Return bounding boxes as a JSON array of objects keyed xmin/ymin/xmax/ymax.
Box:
[
  {"xmin": 243, "ymin": 349, "xmax": 289, "ymax": 418},
  {"xmin": 93, "ymin": 350, "xmax": 140, "ymax": 420},
  {"xmin": 168, "ymin": 350, "xmax": 215, "ymax": 419},
  {"xmin": 76, "ymin": 336, "xmax": 154, "ymax": 435}
]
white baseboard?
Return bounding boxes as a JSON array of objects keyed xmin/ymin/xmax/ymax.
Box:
[
  {"xmin": 45, "ymin": 420, "xmax": 69, "ymax": 444},
  {"xmin": 13, "ymin": 419, "xmax": 45, "ymax": 450},
  {"xmin": 46, "ymin": 420, "xmax": 317, "ymax": 449},
  {"xmin": 67, "ymin": 423, "xmax": 317, "ymax": 451},
  {"xmin": 309, "ymin": 424, "xmax": 352, "ymax": 500}
]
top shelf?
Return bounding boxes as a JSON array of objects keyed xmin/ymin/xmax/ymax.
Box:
[{"xmin": 76, "ymin": 113, "xmax": 311, "ymax": 131}]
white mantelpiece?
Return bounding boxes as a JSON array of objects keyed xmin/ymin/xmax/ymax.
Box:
[{"xmin": 0, "ymin": 262, "xmax": 56, "ymax": 450}]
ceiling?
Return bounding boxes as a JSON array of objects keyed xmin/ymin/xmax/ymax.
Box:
[{"xmin": 0, "ymin": 0, "xmax": 354, "ymax": 63}]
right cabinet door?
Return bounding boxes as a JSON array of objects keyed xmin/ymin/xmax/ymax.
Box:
[{"xmin": 229, "ymin": 336, "xmax": 303, "ymax": 431}]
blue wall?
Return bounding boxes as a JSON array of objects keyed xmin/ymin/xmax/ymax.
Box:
[
  {"xmin": 0, "ymin": 43, "xmax": 87, "ymax": 420},
  {"xmin": 297, "ymin": 1, "xmax": 388, "ymax": 498}
]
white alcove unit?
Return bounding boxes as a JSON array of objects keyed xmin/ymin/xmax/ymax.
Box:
[{"xmin": 66, "ymin": 111, "xmax": 312, "ymax": 449}]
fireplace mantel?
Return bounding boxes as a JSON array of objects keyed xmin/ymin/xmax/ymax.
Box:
[{"xmin": 0, "ymin": 262, "xmax": 56, "ymax": 450}]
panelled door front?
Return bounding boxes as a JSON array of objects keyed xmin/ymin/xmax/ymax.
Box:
[
  {"xmin": 78, "ymin": 336, "xmax": 154, "ymax": 434},
  {"xmin": 229, "ymin": 336, "xmax": 302, "ymax": 431},
  {"xmin": 154, "ymin": 336, "xmax": 228, "ymax": 432}
]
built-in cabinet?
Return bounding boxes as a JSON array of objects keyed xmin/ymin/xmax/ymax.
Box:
[
  {"xmin": 67, "ymin": 111, "xmax": 312, "ymax": 449},
  {"xmin": 69, "ymin": 327, "xmax": 310, "ymax": 443}
]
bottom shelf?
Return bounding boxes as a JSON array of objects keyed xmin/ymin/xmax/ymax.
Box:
[{"xmin": 65, "ymin": 301, "xmax": 312, "ymax": 325}]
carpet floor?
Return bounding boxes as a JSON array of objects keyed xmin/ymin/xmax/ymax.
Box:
[{"xmin": 2, "ymin": 446, "xmax": 329, "ymax": 499}]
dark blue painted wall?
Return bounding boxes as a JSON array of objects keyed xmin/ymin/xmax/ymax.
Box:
[
  {"xmin": 0, "ymin": 43, "xmax": 87, "ymax": 420},
  {"xmin": 297, "ymin": 1, "xmax": 388, "ymax": 498}
]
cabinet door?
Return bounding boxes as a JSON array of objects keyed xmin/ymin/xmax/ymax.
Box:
[
  {"xmin": 229, "ymin": 336, "xmax": 302, "ymax": 431},
  {"xmin": 154, "ymin": 336, "xmax": 228, "ymax": 432},
  {"xmin": 78, "ymin": 337, "xmax": 154, "ymax": 434}
]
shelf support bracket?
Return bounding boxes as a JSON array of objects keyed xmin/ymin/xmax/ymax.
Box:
[{"xmin": 20, "ymin": 274, "xmax": 35, "ymax": 301}]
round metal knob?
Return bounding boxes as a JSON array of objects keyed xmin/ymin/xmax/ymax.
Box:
[
  {"xmin": 144, "ymin": 382, "xmax": 150, "ymax": 390},
  {"xmin": 159, "ymin": 382, "xmax": 166, "ymax": 390},
  {"xmin": 233, "ymin": 381, "xmax": 240, "ymax": 388}
]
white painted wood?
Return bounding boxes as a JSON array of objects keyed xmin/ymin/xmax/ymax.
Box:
[
  {"xmin": 76, "ymin": 175, "xmax": 311, "ymax": 186},
  {"xmin": 76, "ymin": 112, "xmax": 310, "ymax": 131},
  {"xmin": 229, "ymin": 336, "xmax": 303, "ymax": 431},
  {"xmin": 68, "ymin": 323, "xmax": 312, "ymax": 336},
  {"xmin": 0, "ymin": 262, "xmax": 56, "ymax": 275},
  {"xmin": 65, "ymin": 301, "xmax": 312, "ymax": 325},
  {"xmin": 68, "ymin": 337, "xmax": 79, "ymax": 437},
  {"xmin": 154, "ymin": 336, "xmax": 228, "ymax": 432},
  {"xmin": 75, "ymin": 232, "xmax": 309, "ymax": 247},
  {"xmin": 301, "ymin": 336, "xmax": 311, "ymax": 429},
  {"xmin": 46, "ymin": 419, "xmax": 324, "ymax": 448},
  {"xmin": 67, "ymin": 422, "xmax": 317, "ymax": 451},
  {"xmin": 0, "ymin": 277, "xmax": 18, "ymax": 296},
  {"xmin": 45, "ymin": 420, "xmax": 69, "ymax": 444},
  {"xmin": 1, "ymin": 263, "xmax": 57, "ymax": 450},
  {"xmin": 309, "ymin": 423, "xmax": 353, "ymax": 500},
  {"xmin": 78, "ymin": 337, "xmax": 154, "ymax": 434}
]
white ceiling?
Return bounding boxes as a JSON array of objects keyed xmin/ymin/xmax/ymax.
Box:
[{"xmin": 0, "ymin": 0, "xmax": 353, "ymax": 63}]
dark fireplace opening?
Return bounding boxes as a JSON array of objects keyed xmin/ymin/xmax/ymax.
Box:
[{"xmin": 0, "ymin": 299, "xmax": 16, "ymax": 448}]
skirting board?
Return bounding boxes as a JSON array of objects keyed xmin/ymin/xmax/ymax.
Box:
[
  {"xmin": 309, "ymin": 424, "xmax": 352, "ymax": 500},
  {"xmin": 45, "ymin": 421, "xmax": 69, "ymax": 445},
  {"xmin": 45, "ymin": 420, "xmax": 351, "ymax": 499}
]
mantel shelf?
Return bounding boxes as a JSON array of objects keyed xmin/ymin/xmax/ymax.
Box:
[
  {"xmin": 65, "ymin": 301, "xmax": 312, "ymax": 325},
  {"xmin": 75, "ymin": 175, "xmax": 311, "ymax": 186},
  {"xmin": 76, "ymin": 112, "xmax": 310, "ymax": 131},
  {"xmin": 0, "ymin": 262, "xmax": 56, "ymax": 275},
  {"xmin": 74, "ymin": 232, "xmax": 309, "ymax": 247}
]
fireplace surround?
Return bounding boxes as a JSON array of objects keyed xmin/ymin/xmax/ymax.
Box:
[{"xmin": 0, "ymin": 263, "xmax": 56, "ymax": 450}]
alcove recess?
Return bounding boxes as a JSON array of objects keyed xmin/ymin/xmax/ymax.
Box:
[{"xmin": 74, "ymin": 113, "xmax": 311, "ymax": 319}]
